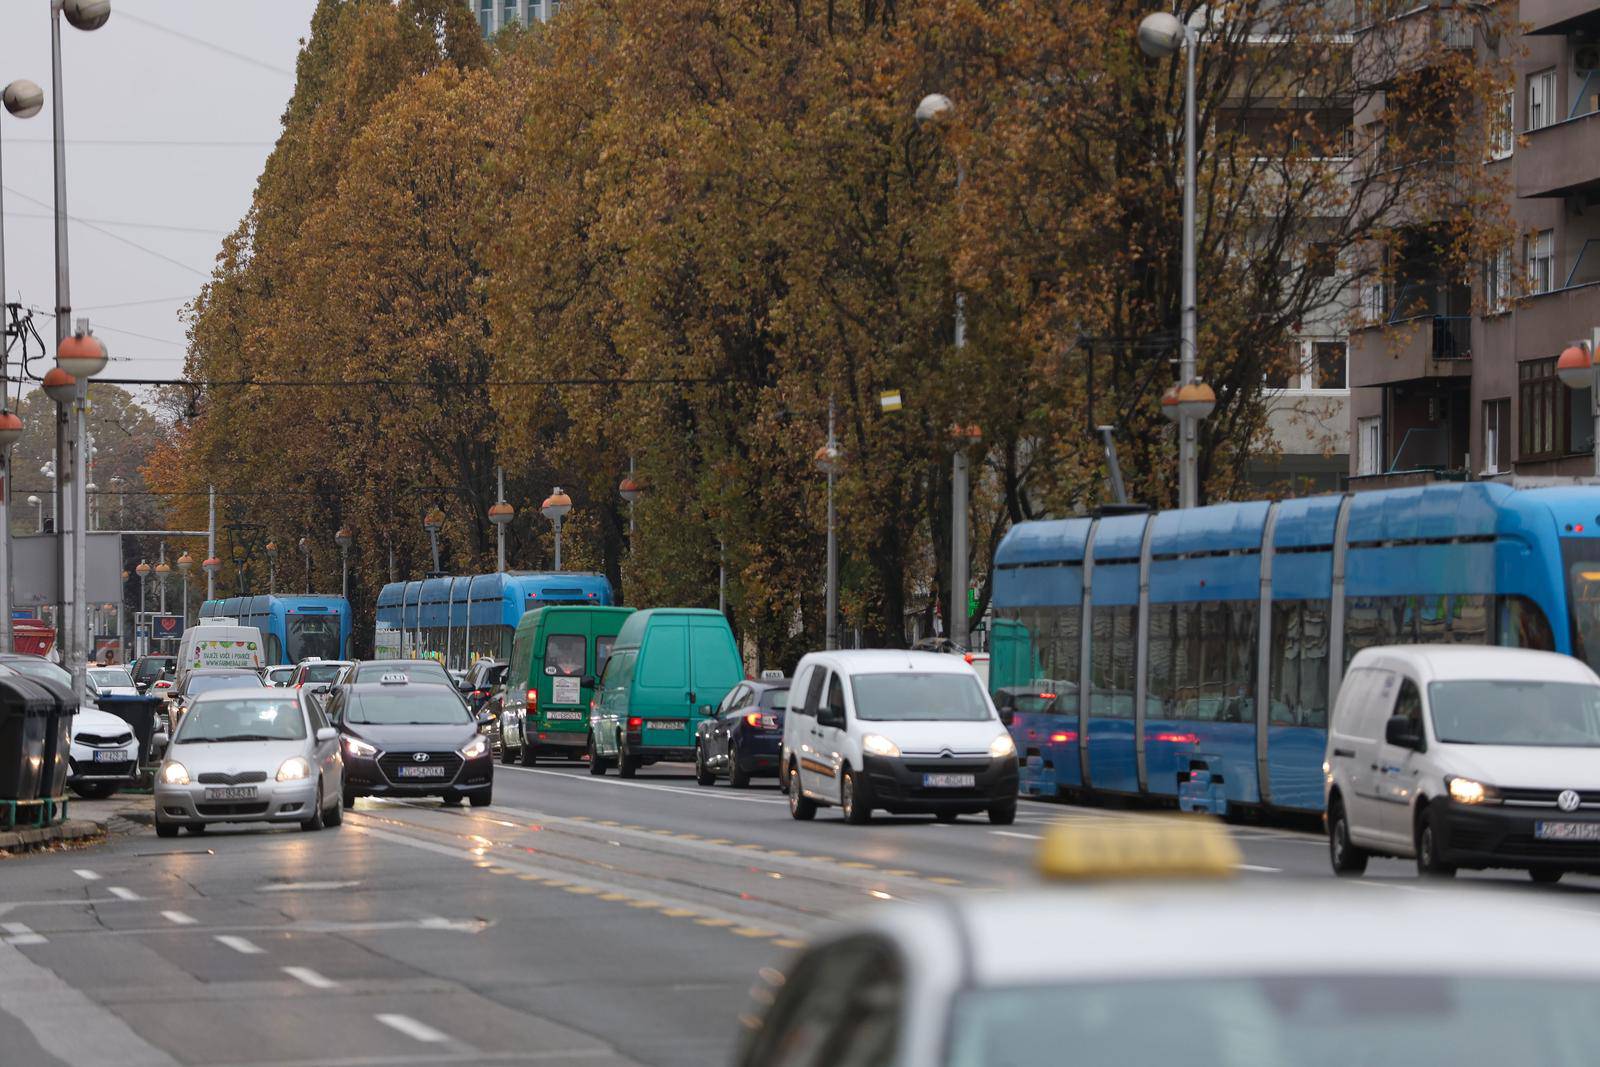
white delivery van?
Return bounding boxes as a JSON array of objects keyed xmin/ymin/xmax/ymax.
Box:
[
  {"xmin": 175, "ymin": 623, "xmax": 266, "ymax": 687},
  {"xmin": 1325, "ymin": 645, "xmax": 1600, "ymax": 884},
  {"xmin": 781, "ymin": 650, "xmax": 1019, "ymax": 826}
]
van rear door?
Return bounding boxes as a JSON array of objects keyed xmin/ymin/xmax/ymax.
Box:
[{"xmin": 688, "ymin": 617, "xmax": 741, "ymax": 717}]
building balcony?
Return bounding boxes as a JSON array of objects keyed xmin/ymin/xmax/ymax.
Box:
[
  {"xmin": 1350, "ymin": 284, "xmax": 1472, "ymax": 387},
  {"xmin": 1514, "ymin": 266, "xmax": 1600, "ymax": 355},
  {"xmin": 1518, "ymin": 107, "xmax": 1600, "ymax": 198},
  {"xmin": 1352, "ymin": 5, "xmax": 1475, "ymax": 89},
  {"xmin": 1523, "ymin": 0, "xmax": 1600, "ymax": 36}
]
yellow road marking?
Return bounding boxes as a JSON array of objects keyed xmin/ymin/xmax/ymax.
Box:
[
  {"xmin": 730, "ymin": 927, "xmax": 779, "ymax": 938},
  {"xmin": 928, "ymin": 876, "xmax": 962, "ymax": 885},
  {"xmin": 659, "ymin": 908, "xmax": 697, "ymax": 918},
  {"xmin": 598, "ymin": 892, "xmax": 631, "ymax": 901},
  {"xmin": 676, "ymin": 833, "xmax": 701, "ymax": 840},
  {"xmin": 767, "ymin": 849, "xmax": 797, "ymax": 857},
  {"xmin": 881, "ymin": 869, "xmax": 916, "ymax": 877},
  {"xmin": 517, "ymin": 874, "xmax": 543, "ymax": 882},
  {"xmin": 839, "ymin": 861, "xmax": 874, "ymax": 869},
  {"xmin": 703, "ymin": 838, "xmax": 732, "ymax": 845},
  {"xmin": 627, "ymin": 900, "xmax": 664, "ymax": 909},
  {"xmin": 695, "ymin": 917, "xmax": 735, "ymax": 927},
  {"xmin": 564, "ymin": 885, "xmax": 602, "ymax": 895},
  {"xmin": 772, "ymin": 938, "xmax": 807, "ymax": 949},
  {"xmin": 597, "ymin": 819, "xmax": 620, "ymax": 826}
]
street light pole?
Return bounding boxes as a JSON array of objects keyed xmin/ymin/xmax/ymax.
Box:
[
  {"xmin": 541, "ymin": 490, "xmax": 571, "ymax": 571},
  {"xmin": 265, "ymin": 540, "xmax": 277, "ymax": 594},
  {"xmin": 335, "ymin": 526, "xmax": 352, "ymax": 600},
  {"xmin": 488, "ymin": 468, "xmax": 514, "ymax": 574},
  {"xmin": 176, "ymin": 551, "xmax": 192, "ymax": 629},
  {"xmin": 814, "ymin": 402, "xmax": 839, "ymax": 651}
]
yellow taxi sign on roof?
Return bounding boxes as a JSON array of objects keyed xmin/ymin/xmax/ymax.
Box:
[{"xmin": 1037, "ymin": 816, "xmax": 1240, "ymax": 881}]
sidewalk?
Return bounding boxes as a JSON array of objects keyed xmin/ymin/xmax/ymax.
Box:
[{"xmin": 0, "ymin": 793, "xmax": 149, "ymax": 856}]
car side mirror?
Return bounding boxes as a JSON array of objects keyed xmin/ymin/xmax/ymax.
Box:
[
  {"xmin": 700, "ymin": 705, "xmax": 717, "ymax": 717},
  {"xmin": 313, "ymin": 684, "xmax": 331, "ymax": 696},
  {"xmin": 818, "ymin": 708, "xmax": 843, "ymax": 729},
  {"xmin": 476, "ymin": 709, "xmax": 494, "ymax": 725},
  {"xmin": 315, "ymin": 727, "xmax": 338, "ymax": 742},
  {"xmin": 1384, "ymin": 715, "xmax": 1422, "ymax": 750},
  {"xmin": 998, "ymin": 708, "xmax": 1015, "ymax": 727},
  {"xmin": 583, "ymin": 676, "xmax": 599, "ymax": 689}
]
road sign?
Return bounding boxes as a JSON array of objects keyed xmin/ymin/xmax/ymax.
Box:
[
  {"xmin": 152, "ymin": 614, "xmax": 185, "ymax": 639},
  {"xmin": 879, "ymin": 390, "xmax": 903, "ymax": 412}
]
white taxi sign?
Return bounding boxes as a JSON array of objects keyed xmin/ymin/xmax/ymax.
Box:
[
  {"xmin": 1037, "ymin": 816, "xmax": 1240, "ymax": 881},
  {"xmin": 379, "ymin": 673, "xmax": 409, "ymax": 685},
  {"xmin": 760, "ymin": 670, "xmax": 784, "ymax": 680}
]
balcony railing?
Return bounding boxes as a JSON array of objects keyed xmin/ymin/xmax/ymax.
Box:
[
  {"xmin": 1384, "ymin": 282, "xmax": 1473, "ymax": 360},
  {"xmin": 1565, "ymin": 239, "xmax": 1600, "ymax": 290}
]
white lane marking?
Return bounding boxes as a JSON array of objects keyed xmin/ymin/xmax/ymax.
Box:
[
  {"xmin": 161, "ymin": 911, "xmax": 198, "ymax": 926},
  {"xmin": 990, "ymin": 830, "xmax": 1042, "ymax": 841},
  {"xmin": 215, "ymin": 934, "xmax": 265, "ymax": 955},
  {"xmin": 1235, "ymin": 863, "xmax": 1283, "ymax": 873},
  {"xmin": 1, "ymin": 922, "xmax": 46, "ymax": 946},
  {"xmin": 260, "ymin": 880, "xmax": 359, "ymax": 893},
  {"xmin": 72, "ymin": 868, "xmax": 101, "ymax": 882},
  {"xmin": 283, "ymin": 966, "xmax": 338, "ymax": 989},
  {"xmin": 375, "ymin": 1013, "xmax": 450, "ymax": 1043},
  {"xmin": 107, "ymin": 887, "xmax": 141, "ymax": 901},
  {"xmin": 1, "ymin": 922, "xmax": 32, "ymax": 935},
  {"xmin": 0, "ymin": 937, "xmax": 181, "ymax": 1067},
  {"xmin": 500, "ymin": 765, "xmax": 785, "ymax": 804}
]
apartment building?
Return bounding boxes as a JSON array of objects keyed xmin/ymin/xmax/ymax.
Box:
[
  {"xmin": 471, "ymin": 0, "xmax": 557, "ymax": 35},
  {"xmin": 1349, "ymin": 0, "xmax": 1600, "ymax": 483}
]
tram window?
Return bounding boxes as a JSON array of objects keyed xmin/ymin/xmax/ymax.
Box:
[
  {"xmin": 1498, "ymin": 595, "xmax": 1555, "ymax": 652},
  {"xmin": 1090, "ymin": 606, "xmax": 1135, "ymax": 719},
  {"xmin": 1148, "ymin": 606, "xmax": 1174, "ymax": 712},
  {"xmin": 1270, "ymin": 600, "xmax": 1330, "ymax": 727}
]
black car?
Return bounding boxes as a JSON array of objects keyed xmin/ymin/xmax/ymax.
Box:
[
  {"xmin": 132, "ymin": 654, "xmax": 176, "ymax": 695},
  {"xmin": 461, "ymin": 659, "xmax": 507, "ymax": 715},
  {"xmin": 327, "ymin": 674, "xmax": 493, "ymax": 808},
  {"xmin": 695, "ymin": 678, "xmax": 791, "ymax": 788}
]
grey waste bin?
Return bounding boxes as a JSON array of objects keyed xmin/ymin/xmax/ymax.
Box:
[
  {"xmin": 27, "ymin": 676, "xmax": 77, "ymax": 800},
  {"xmin": 0, "ymin": 675, "xmax": 53, "ymax": 800}
]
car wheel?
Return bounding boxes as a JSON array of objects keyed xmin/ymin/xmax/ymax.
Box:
[
  {"xmin": 1327, "ymin": 798, "xmax": 1368, "ymax": 877},
  {"xmin": 728, "ymin": 745, "xmax": 751, "ymax": 789},
  {"xmin": 155, "ymin": 819, "xmax": 178, "ymax": 839},
  {"xmin": 1529, "ymin": 866, "xmax": 1563, "ymax": 884},
  {"xmin": 70, "ymin": 781, "xmax": 117, "ymax": 800},
  {"xmin": 841, "ymin": 769, "xmax": 872, "ymax": 824},
  {"xmin": 342, "ymin": 787, "xmax": 358, "ymax": 810},
  {"xmin": 441, "ymin": 794, "xmax": 464, "ymax": 807},
  {"xmin": 694, "ymin": 744, "xmax": 715, "ymax": 786},
  {"xmin": 300, "ymin": 781, "xmax": 326, "ymax": 832},
  {"xmin": 519, "ymin": 738, "xmax": 537, "ymax": 767},
  {"xmin": 499, "ymin": 738, "xmax": 516, "ymax": 765},
  {"xmin": 1415, "ymin": 806, "xmax": 1455, "ymax": 879},
  {"xmin": 987, "ymin": 801, "xmax": 1017, "ymax": 826},
  {"xmin": 186, "ymin": 823, "xmax": 207, "ymax": 834},
  {"xmin": 788, "ymin": 761, "xmax": 816, "ymax": 821},
  {"xmin": 935, "ymin": 811, "xmax": 959, "ymax": 824},
  {"xmin": 469, "ymin": 790, "xmax": 493, "ymax": 808},
  {"xmin": 324, "ymin": 790, "xmax": 343, "ymax": 827},
  {"xmin": 587, "ymin": 733, "xmax": 608, "ymax": 776},
  {"xmin": 619, "ymin": 750, "xmax": 640, "ymax": 779}
]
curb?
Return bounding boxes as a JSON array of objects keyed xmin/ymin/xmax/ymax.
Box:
[{"xmin": 0, "ymin": 818, "xmax": 106, "ymax": 856}]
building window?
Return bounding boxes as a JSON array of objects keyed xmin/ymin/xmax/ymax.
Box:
[
  {"xmin": 1357, "ymin": 416, "xmax": 1382, "ymax": 476},
  {"xmin": 1490, "ymin": 90, "xmax": 1515, "ymax": 160},
  {"xmin": 1485, "ymin": 248, "xmax": 1511, "ymax": 313},
  {"xmin": 1313, "ymin": 341, "xmax": 1347, "ymax": 389},
  {"xmin": 1265, "ymin": 342, "xmax": 1298, "ymax": 390},
  {"xmin": 503, "ymin": 0, "xmax": 519, "ymax": 25},
  {"xmin": 1359, "ymin": 276, "xmax": 1387, "ymax": 324},
  {"xmin": 1519, "ymin": 357, "xmax": 1591, "ymax": 459},
  {"xmin": 478, "ymin": 0, "xmax": 494, "ymax": 35},
  {"xmin": 1528, "ymin": 68, "xmax": 1557, "ymax": 132},
  {"xmin": 1527, "ymin": 229, "xmax": 1554, "ymax": 295},
  {"xmin": 1482, "ymin": 399, "xmax": 1510, "ymax": 474}
]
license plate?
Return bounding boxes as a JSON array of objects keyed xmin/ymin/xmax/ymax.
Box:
[
  {"xmin": 396, "ymin": 765, "xmax": 447, "ymax": 779},
  {"xmin": 1535, "ymin": 821, "xmax": 1600, "ymax": 841},
  {"xmin": 203, "ymin": 786, "xmax": 258, "ymax": 801},
  {"xmin": 92, "ymin": 750, "xmax": 126, "ymax": 763},
  {"xmin": 923, "ymin": 773, "xmax": 976, "ymax": 788},
  {"xmin": 551, "ymin": 677, "xmax": 582, "ymax": 705},
  {"xmin": 650, "ymin": 720, "xmax": 687, "ymax": 731},
  {"xmin": 545, "ymin": 710, "xmax": 583, "ymax": 721}
]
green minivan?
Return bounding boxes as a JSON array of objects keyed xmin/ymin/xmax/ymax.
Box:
[
  {"xmin": 500, "ymin": 605, "xmax": 635, "ymax": 765},
  {"xmin": 589, "ymin": 608, "xmax": 743, "ymax": 777}
]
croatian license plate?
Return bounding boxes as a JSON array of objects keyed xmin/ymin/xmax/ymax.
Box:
[
  {"xmin": 923, "ymin": 773, "xmax": 976, "ymax": 788},
  {"xmin": 545, "ymin": 710, "xmax": 583, "ymax": 721},
  {"xmin": 203, "ymin": 786, "xmax": 257, "ymax": 801},
  {"xmin": 551, "ymin": 677, "xmax": 581, "ymax": 705},
  {"xmin": 92, "ymin": 750, "xmax": 126, "ymax": 763},
  {"xmin": 1535, "ymin": 821, "xmax": 1600, "ymax": 841},
  {"xmin": 651, "ymin": 720, "xmax": 687, "ymax": 731},
  {"xmin": 396, "ymin": 765, "xmax": 447, "ymax": 779}
]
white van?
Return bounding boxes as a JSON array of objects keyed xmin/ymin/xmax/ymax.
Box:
[
  {"xmin": 781, "ymin": 650, "xmax": 1019, "ymax": 826},
  {"xmin": 175, "ymin": 623, "xmax": 266, "ymax": 688},
  {"xmin": 1325, "ymin": 645, "xmax": 1600, "ymax": 883}
]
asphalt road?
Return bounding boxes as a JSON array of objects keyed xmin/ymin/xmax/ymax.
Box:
[{"xmin": 5, "ymin": 762, "xmax": 1600, "ymax": 1067}]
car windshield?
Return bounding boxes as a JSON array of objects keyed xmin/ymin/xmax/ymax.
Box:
[
  {"xmin": 355, "ymin": 661, "xmax": 451, "ymax": 686},
  {"xmin": 186, "ymin": 672, "xmax": 264, "ymax": 697},
  {"xmin": 1428, "ymin": 680, "xmax": 1600, "ymax": 747},
  {"xmin": 134, "ymin": 658, "xmax": 169, "ymax": 681},
  {"xmin": 89, "ymin": 668, "xmax": 137, "ymax": 689},
  {"xmin": 849, "ymin": 672, "xmax": 992, "ymax": 722},
  {"xmin": 485, "ymin": 664, "xmax": 507, "ymax": 686},
  {"xmin": 762, "ymin": 688, "xmax": 790, "ymax": 710},
  {"xmin": 175, "ymin": 697, "xmax": 307, "ymax": 744},
  {"xmin": 4, "ymin": 659, "xmax": 73, "ymax": 689},
  {"xmin": 946, "ymin": 975, "xmax": 1600, "ymax": 1066},
  {"xmin": 300, "ymin": 663, "xmax": 346, "ymax": 684},
  {"xmin": 345, "ymin": 686, "xmax": 470, "ymax": 725}
]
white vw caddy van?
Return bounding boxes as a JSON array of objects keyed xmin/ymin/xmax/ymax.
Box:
[
  {"xmin": 1325, "ymin": 645, "xmax": 1600, "ymax": 883},
  {"xmin": 781, "ymin": 650, "xmax": 1020, "ymax": 826}
]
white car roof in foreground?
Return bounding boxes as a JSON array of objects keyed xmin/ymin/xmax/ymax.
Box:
[
  {"xmin": 805, "ymin": 649, "xmax": 976, "ymax": 674},
  {"xmin": 874, "ymin": 884, "xmax": 1600, "ymax": 987},
  {"xmin": 1351, "ymin": 644, "xmax": 1599, "ymax": 685},
  {"xmin": 188, "ymin": 687, "xmax": 293, "ymax": 704}
]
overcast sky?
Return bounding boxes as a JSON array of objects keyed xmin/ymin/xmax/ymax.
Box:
[{"xmin": 0, "ymin": 0, "xmax": 317, "ymax": 401}]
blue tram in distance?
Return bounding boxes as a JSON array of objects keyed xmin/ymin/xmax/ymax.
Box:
[
  {"xmin": 374, "ymin": 570, "xmax": 615, "ymax": 670},
  {"xmin": 990, "ymin": 481, "xmax": 1600, "ymax": 815},
  {"xmin": 199, "ymin": 594, "xmax": 353, "ymax": 665}
]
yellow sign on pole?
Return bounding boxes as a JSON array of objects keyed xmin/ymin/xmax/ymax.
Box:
[{"xmin": 879, "ymin": 390, "xmax": 902, "ymax": 412}]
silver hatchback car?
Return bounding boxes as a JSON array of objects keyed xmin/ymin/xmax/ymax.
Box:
[{"xmin": 154, "ymin": 688, "xmax": 343, "ymax": 837}]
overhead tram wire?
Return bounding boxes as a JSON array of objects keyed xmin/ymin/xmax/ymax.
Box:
[
  {"xmin": 2, "ymin": 185, "xmax": 211, "ymax": 277},
  {"xmin": 88, "ymin": 374, "xmax": 729, "ymax": 389}
]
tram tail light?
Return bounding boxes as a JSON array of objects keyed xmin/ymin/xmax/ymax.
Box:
[
  {"xmin": 1153, "ymin": 732, "xmax": 1198, "ymax": 744},
  {"xmin": 1049, "ymin": 731, "xmax": 1077, "ymax": 743}
]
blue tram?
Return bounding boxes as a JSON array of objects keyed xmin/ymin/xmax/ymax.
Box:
[
  {"xmin": 990, "ymin": 481, "xmax": 1600, "ymax": 814},
  {"xmin": 199, "ymin": 595, "xmax": 353, "ymax": 665},
  {"xmin": 373, "ymin": 571, "xmax": 614, "ymax": 670}
]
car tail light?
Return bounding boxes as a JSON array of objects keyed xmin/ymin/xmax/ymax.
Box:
[
  {"xmin": 627, "ymin": 716, "xmax": 643, "ymax": 731},
  {"xmin": 744, "ymin": 711, "xmax": 762, "ymax": 727},
  {"xmin": 1049, "ymin": 731, "xmax": 1077, "ymax": 743},
  {"xmin": 526, "ymin": 689, "xmax": 538, "ymax": 710}
]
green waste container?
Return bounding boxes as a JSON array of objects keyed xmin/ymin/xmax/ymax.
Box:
[{"xmin": 0, "ymin": 675, "xmax": 53, "ymax": 800}]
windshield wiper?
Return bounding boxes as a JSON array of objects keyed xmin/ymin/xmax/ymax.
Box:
[{"xmin": 204, "ymin": 734, "xmax": 281, "ymax": 743}]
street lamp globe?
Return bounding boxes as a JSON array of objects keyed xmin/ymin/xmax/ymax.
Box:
[
  {"xmin": 0, "ymin": 411, "xmax": 23, "ymax": 449},
  {"xmin": 540, "ymin": 489, "xmax": 572, "ymax": 523},
  {"xmin": 2, "ymin": 79, "xmax": 43, "ymax": 119},
  {"xmin": 813, "ymin": 442, "xmax": 840, "ymax": 475},
  {"xmin": 335, "ymin": 526, "xmax": 353, "ymax": 550},
  {"xmin": 134, "ymin": 560, "xmax": 150, "ymax": 579},
  {"xmin": 63, "ymin": 0, "xmax": 112, "ymax": 32},
  {"xmin": 487, "ymin": 502, "xmax": 514, "ymax": 527},
  {"xmin": 177, "ymin": 552, "xmax": 194, "ymax": 574},
  {"xmin": 1159, "ymin": 383, "xmax": 1183, "ymax": 422},
  {"xmin": 265, "ymin": 541, "xmax": 277, "ymax": 561},
  {"xmin": 154, "ymin": 560, "xmax": 171, "ymax": 578},
  {"xmin": 26, "ymin": 495, "xmax": 39, "ymax": 507},
  {"xmin": 1137, "ymin": 11, "xmax": 1185, "ymax": 57},
  {"xmin": 1176, "ymin": 380, "xmax": 1218, "ymax": 421},
  {"xmin": 914, "ymin": 93, "xmax": 953, "ymax": 126},
  {"xmin": 618, "ymin": 476, "xmax": 642, "ymax": 504},
  {"xmin": 1556, "ymin": 342, "xmax": 1594, "ymax": 391},
  {"xmin": 42, "ymin": 367, "xmax": 76, "ymax": 404},
  {"xmin": 423, "ymin": 508, "xmax": 444, "ymax": 534},
  {"xmin": 57, "ymin": 328, "xmax": 107, "ymax": 379},
  {"xmin": 202, "ymin": 556, "xmax": 221, "ymax": 576}
]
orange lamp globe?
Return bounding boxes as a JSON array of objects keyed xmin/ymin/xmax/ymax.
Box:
[
  {"xmin": 0, "ymin": 411, "xmax": 23, "ymax": 449},
  {"xmin": 1556, "ymin": 342, "xmax": 1595, "ymax": 391}
]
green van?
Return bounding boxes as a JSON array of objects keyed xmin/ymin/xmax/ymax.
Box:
[
  {"xmin": 589, "ymin": 608, "xmax": 743, "ymax": 777},
  {"xmin": 500, "ymin": 605, "xmax": 635, "ymax": 765}
]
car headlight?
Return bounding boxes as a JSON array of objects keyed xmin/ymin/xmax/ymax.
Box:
[
  {"xmin": 1447, "ymin": 776, "xmax": 1497, "ymax": 805},
  {"xmin": 343, "ymin": 736, "xmax": 378, "ymax": 758},
  {"xmin": 276, "ymin": 757, "xmax": 311, "ymax": 782},
  {"xmin": 160, "ymin": 761, "xmax": 190, "ymax": 786},
  {"xmin": 989, "ymin": 733, "xmax": 1017, "ymax": 759},
  {"xmin": 861, "ymin": 733, "xmax": 900, "ymax": 758},
  {"xmin": 460, "ymin": 735, "xmax": 490, "ymax": 760}
]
